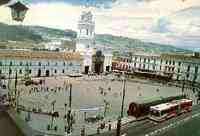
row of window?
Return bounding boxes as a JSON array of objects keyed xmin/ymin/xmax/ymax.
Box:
[
  {"xmin": 121, "ymin": 57, "xmax": 185, "ymax": 66},
  {"xmin": 0, "ymin": 61, "xmax": 79, "ymax": 67},
  {"xmin": 0, "ymin": 68, "xmax": 79, "ymax": 75},
  {"xmin": 121, "ymin": 63, "xmax": 199, "ymax": 73},
  {"xmin": 133, "ymin": 58, "xmax": 178, "ymax": 65}
]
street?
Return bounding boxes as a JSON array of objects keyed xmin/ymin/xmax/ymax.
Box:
[{"xmin": 90, "ymin": 104, "xmax": 200, "ymax": 136}]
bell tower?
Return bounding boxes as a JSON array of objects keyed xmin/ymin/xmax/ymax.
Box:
[{"xmin": 76, "ymin": 2, "xmax": 95, "ymax": 52}]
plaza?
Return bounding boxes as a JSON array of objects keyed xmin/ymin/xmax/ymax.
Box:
[{"xmin": 5, "ymin": 74, "xmax": 196, "ymax": 135}]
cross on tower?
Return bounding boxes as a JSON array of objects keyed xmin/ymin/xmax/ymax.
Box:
[{"xmin": 85, "ymin": 0, "xmax": 90, "ymax": 8}]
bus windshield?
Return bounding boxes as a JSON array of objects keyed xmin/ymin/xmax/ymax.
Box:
[{"xmin": 150, "ymin": 110, "xmax": 160, "ymax": 117}]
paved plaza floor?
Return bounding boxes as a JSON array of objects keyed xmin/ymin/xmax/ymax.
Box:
[{"xmin": 6, "ymin": 75, "xmax": 198, "ymax": 136}]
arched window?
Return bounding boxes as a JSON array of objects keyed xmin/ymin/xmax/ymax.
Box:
[{"xmin": 19, "ymin": 69, "xmax": 22, "ymax": 74}]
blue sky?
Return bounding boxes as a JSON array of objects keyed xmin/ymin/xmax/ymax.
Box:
[{"xmin": 0, "ymin": 0, "xmax": 200, "ymax": 50}]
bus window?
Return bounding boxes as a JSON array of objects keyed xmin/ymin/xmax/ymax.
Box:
[
  {"xmin": 161, "ymin": 109, "xmax": 169, "ymax": 115},
  {"xmin": 151, "ymin": 110, "xmax": 160, "ymax": 117}
]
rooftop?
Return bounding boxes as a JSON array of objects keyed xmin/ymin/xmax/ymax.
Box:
[
  {"xmin": 0, "ymin": 49, "xmax": 82, "ymax": 60},
  {"xmin": 150, "ymin": 102, "xmax": 178, "ymax": 111},
  {"xmin": 161, "ymin": 53, "xmax": 200, "ymax": 61}
]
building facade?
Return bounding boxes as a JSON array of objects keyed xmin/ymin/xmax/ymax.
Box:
[
  {"xmin": 0, "ymin": 49, "xmax": 82, "ymax": 78},
  {"xmin": 112, "ymin": 53, "xmax": 200, "ymax": 83}
]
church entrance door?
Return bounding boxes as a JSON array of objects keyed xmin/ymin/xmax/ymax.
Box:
[
  {"xmin": 95, "ymin": 63, "xmax": 103, "ymax": 75},
  {"xmin": 85, "ymin": 66, "xmax": 89, "ymax": 74}
]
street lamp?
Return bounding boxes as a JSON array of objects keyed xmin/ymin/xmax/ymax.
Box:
[{"xmin": 9, "ymin": 1, "xmax": 28, "ymax": 22}]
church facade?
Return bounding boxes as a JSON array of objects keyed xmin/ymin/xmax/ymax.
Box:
[{"xmin": 76, "ymin": 10, "xmax": 112, "ymax": 74}]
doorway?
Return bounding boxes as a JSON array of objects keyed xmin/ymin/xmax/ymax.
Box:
[
  {"xmin": 37, "ymin": 69, "xmax": 41, "ymax": 77},
  {"xmin": 106, "ymin": 66, "xmax": 110, "ymax": 72},
  {"xmin": 46, "ymin": 70, "xmax": 50, "ymax": 77},
  {"xmin": 95, "ymin": 62, "xmax": 103, "ymax": 75},
  {"xmin": 85, "ymin": 66, "xmax": 89, "ymax": 74}
]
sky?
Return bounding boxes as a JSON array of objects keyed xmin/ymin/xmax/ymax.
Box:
[{"xmin": 0, "ymin": 0, "xmax": 200, "ymax": 50}]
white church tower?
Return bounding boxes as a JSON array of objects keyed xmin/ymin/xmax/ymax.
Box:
[
  {"xmin": 76, "ymin": 10, "xmax": 95, "ymax": 53},
  {"xmin": 76, "ymin": 2, "xmax": 112, "ymax": 74}
]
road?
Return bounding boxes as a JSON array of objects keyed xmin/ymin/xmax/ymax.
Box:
[{"xmin": 90, "ymin": 104, "xmax": 200, "ymax": 136}]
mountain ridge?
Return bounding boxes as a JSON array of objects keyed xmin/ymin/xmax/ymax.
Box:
[{"xmin": 0, "ymin": 23, "xmax": 193, "ymax": 53}]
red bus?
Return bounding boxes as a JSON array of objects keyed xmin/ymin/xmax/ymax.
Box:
[{"xmin": 149, "ymin": 99, "xmax": 192, "ymax": 122}]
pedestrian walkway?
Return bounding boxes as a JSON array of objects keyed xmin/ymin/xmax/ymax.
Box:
[{"xmin": 86, "ymin": 116, "xmax": 136, "ymax": 136}]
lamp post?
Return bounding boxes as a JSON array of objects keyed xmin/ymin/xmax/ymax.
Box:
[
  {"xmin": 116, "ymin": 72, "xmax": 126, "ymax": 136},
  {"xmin": 182, "ymin": 77, "xmax": 185, "ymax": 96}
]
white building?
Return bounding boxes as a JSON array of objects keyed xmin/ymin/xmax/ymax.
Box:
[
  {"xmin": 113, "ymin": 53, "xmax": 200, "ymax": 83},
  {"xmin": 0, "ymin": 49, "xmax": 82, "ymax": 79},
  {"xmin": 76, "ymin": 9, "xmax": 112, "ymax": 74}
]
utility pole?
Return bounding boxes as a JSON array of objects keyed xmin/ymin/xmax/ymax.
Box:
[
  {"xmin": 117, "ymin": 72, "xmax": 126, "ymax": 136},
  {"xmin": 67, "ymin": 83, "xmax": 72, "ymax": 134},
  {"xmin": 51, "ymin": 100, "xmax": 56, "ymax": 129},
  {"xmin": 182, "ymin": 77, "xmax": 185, "ymax": 96},
  {"xmin": 121, "ymin": 76, "xmax": 126, "ymax": 118},
  {"xmin": 116, "ymin": 117, "xmax": 121, "ymax": 136},
  {"xmin": 7, "ymin": 63, "xmax": 12, "ymax": 106},
  {"xmin": 14, "ymin": 71, "xmax": 18, "ymax": 110},
  {"xmin": 7, "ymin": 63, "xmax": 11, "ymax": 91}
]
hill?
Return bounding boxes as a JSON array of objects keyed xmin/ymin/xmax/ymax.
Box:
[
  {"xmin": 0, "ymin": 23, "xmax": 192, "ymax": 53},
  {"xmin": 95, "ymin": 34, "xmax": 190, "ymax": 53},
  {"xmin": 27, "ymin": 26, "xmax": 77, "ymax": 40},
  {"xmin": 0, "ymin": 23, "xmax": 43, "ymax": 42}
]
